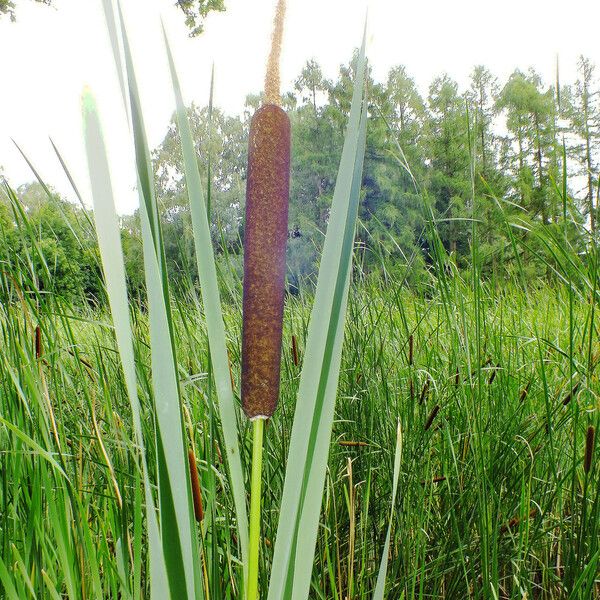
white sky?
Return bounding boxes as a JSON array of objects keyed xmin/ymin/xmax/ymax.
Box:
[{"xmin": 1, "ymin": 0, "xmax": 599, "ymax": 214}]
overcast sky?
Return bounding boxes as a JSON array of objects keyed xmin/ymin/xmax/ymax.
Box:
[{"xmin": 1, "ymin": 0, "xmax": 599, "ymax": 214}]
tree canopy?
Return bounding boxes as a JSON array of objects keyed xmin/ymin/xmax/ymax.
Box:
[{"xmin": 2, "ymin": 52, "xmax": 598, "ymax": 300}]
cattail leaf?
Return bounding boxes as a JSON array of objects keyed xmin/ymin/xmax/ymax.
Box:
[
  {"xmin": 267, "ymin": 23, "xmax": 368, "ymax": 600},
  {"xmin": 81, "ymin": 88, "xmax": 168, "ymax": 599},
  {"xmin": 372, "ymin": 421, "xmax": 403, "ymax": 600},
  {"xmin": 99, "ymin": 0, "xmax": 130, "ymax": 123},
  {"xmin": 116, "ymin": 5, "xmax": 203, "ymax": 598},
  {"xmin": 0, "ymin": 554, "xmax": 20, "ymax": 600},
  {"xmin": 162, "ymin": 26, "xmax": 249, "ymax": 577},
  {"xmin": 0, "ymin": 416, "xmax": 66, "ymax": 478}
]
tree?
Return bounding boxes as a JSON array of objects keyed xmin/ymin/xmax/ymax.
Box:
[
  {"xmin": 153, "ymin": 103, "xmax": 246, "ymax": 268},
  {"xmin": 497, "ymin": 70, "xmax": 557, "ymax": 224},
  {"xmin": 0, "ymin": 0, "xmax": 50, "ymax": 21},
  {"xmin": 426, "ymin": 75, "xmax": 472, "ymax": 257},
  {"xmin": 467, "ymin": 65, "xmax": 499, "ymax": 179},
  {"xmin": 564, "ymin": 56, "xmax": 600, "ymax": 231},
  {"xmin": 175, "ymin": 0, "xmax": 225, "ymax": 36},
  {"xmin": 294, "ymin": 59, "xmax": 328, "ymax": 112},
  {"xmin": 4, "ymin": 183, "xmax": 102, "ymax": 301}
]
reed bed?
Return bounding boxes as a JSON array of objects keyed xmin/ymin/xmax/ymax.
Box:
[{"xmin": 0, "ymin": 248, "xmax": 598, "ymax": 598}]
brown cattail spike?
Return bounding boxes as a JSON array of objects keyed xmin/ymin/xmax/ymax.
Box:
[
  {"xmin": 584, "ymin": 426, "xmax": 595, "ymax": 474},
  {"xmin": 35, "ymin": 325, "xmax": 42, "ymax": 359},
  {"xmin": 291, "ymin": 334, "xmax": 299, "ymax": 366},
  {"xmin": 424, "ymin": 405, "xmax": 441, "ymax": 431},
  {"xmin": 241, "ymin": 104, "xmax": 291, "ymax": 419},
  {"xmin": 188, "ymin": 449, "xmax": 204, "ymax": 522}
]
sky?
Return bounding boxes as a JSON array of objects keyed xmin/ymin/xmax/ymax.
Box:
[{"xmin": 1, "ymin": 0, "xmax": 599, "ymax": 214}]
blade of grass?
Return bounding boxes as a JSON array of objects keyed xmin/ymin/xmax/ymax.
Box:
[
  {"xmin": 117, "ymin": 7, "xmax": 204, "ymax": 597},
  {"xmin": 81, "ymin": 88, "xmax": 168, "ymax": 599},
  {"xmin": 162, "ymin": 26, "xmax": 249, "ymax": 580},
  {"xmin": 267, "ymin": 24, "xmax": 368, "ymax": 600},
  {"xmin": 372, "ymin": 421, "xmax": 402, "ymax": 600}
]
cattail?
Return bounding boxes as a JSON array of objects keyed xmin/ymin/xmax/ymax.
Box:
[
  {"xmin": 241, "ymin": 102, "xmax": 290, "ymax": 419},
  {"xmin": 245, "ymin": 4, "xmax": 289, "ymax": 597},
  {"xmin": 488, "ymin": 363, "xmax": 500, "ymax": 385},
  {"xmin": 454, "ymin": 366, "xmax": 460, "ymax": 387},
  {"xmin": 339, "ymin": 440, "xmax": 368, "ymax": 448},
  {"xmin": 519, "ymin": 379, "xmax": 532, "ymax": 402},
  {"xmin": 500, "ymin": 508, "xmax": 537, "ymax": 535},
  {"xmin": 188, "ymin": 448, "xmax": 204, "ymax": 522},
  {"xmin": 420, "ymin": 475, "xmax": 446, "ymax": 485},
  {"xmin": 34, "ymin": 325, "xmax": 42, "ymax": 359},
  {"xmin": 424, "ymin": 404, "xmax": 441, "ymax": 431},
  {"xmin": 291, "ymin": 333, "xmax": 299, "ymax": 366},
  {"xmin": 408, "ymin": 334, "xmax": 414, "ymax": 366},
  {"xmin": 562, "ymin": 382, "xmax": 580, "ymax": 406},
  {"xmin": 584, "ymin": 426, "xmax": 595, "ymax": 474},
  {"xmin": 241, "ymin": 0, "xmax": 290, "ymax": 420}
]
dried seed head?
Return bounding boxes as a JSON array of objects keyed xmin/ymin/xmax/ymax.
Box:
[
  {"xmin": 562, "ymin": 382, "xmax": 581, "ymax": 405},
  {"xmin": 519, "ymin": 379, "xmax": 532, "ymax": 402},
  {"xmin": 241, "ymin": 104, "xmax": 291, "ymax": 419}
]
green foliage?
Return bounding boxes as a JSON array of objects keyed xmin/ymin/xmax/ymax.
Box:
[
  {"xmin": 1, "ymin": 228, "xmax": 598, "ymax": 598},
  {"xmin": 5, "ymin": 54, "xmax": 600, "ymax": 301},
  {"xmin": 175, "ymin": 0, "xmax": 225, "ymax": 36},
  {"xmin": 0, "ymin": 181, "xmax": 101, "ymax": 302},
  {"xmin": 0, "ymin": 0, "xmax": 50, "ymax": 22}
]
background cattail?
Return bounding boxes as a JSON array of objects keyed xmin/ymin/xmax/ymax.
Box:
[
  {"xmin": 188, "ymin": 448, "xmax": 204, "ymax": 522},
  {"xmin": 241, "ymin": 0, "xmax": 290, "ymax": 420},
  {"xmin": 584, "ymin": 426, "xmax": 595, "ymax": 473},
  {"xmin": 424, "ymin": 404, "xmax": 441, "ymax": 431},
  {"xmin": 291, "ymin": 333, "xmax": 299, "ymax": 367}
]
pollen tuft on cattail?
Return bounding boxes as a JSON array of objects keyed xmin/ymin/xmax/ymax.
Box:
[
  {"xmin": 264, "ymin": 0, "xmax": 286, "ymax": 106},
  {"xmin": 241, "ymin": 103, "xmax": 291, "ymax": 419}
]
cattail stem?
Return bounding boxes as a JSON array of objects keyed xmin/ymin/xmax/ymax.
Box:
[{"xmin": 247, "ymin": 418, "xmax": 265, "ymax": 600}]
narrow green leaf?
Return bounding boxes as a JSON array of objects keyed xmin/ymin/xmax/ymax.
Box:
[
  {"xmin": 162, "ymin": 26, "xmax": 249, "ymax": 577},
  {"xmin": 116, "ymin": 5, "xmax": 203, "ymax": 597},
  {"xmin": 0, "ymin": 552, "xmax": 21, "ymax": 600},
  {"xmin": 372, "ymin": 421, "xmax": 403, "ymax": 600},
  {"xmin": 0, "ymin": 416, "xmax": 65, "ymax": 478},
  {"xmin": 267, "ymin": 24, "xmax": 368, "ymax": 600},
  {"xmin": 81, "ymin": 88, "xmax": 168, "ymax": 599}
]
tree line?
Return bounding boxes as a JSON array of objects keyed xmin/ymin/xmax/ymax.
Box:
[{"xmin": 1, "ymin": 53, "xmax": 598, "ymax": 301}]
